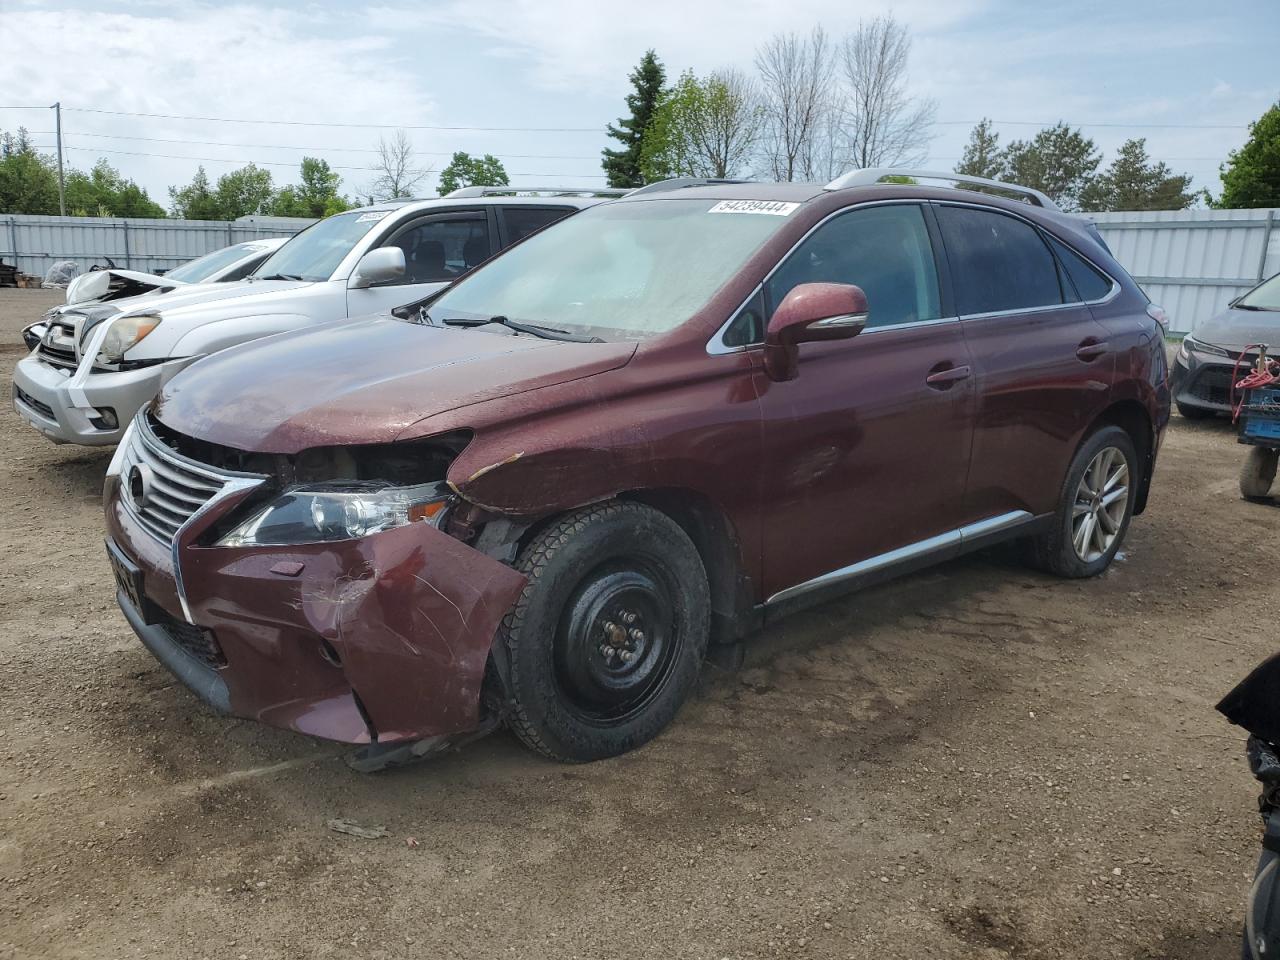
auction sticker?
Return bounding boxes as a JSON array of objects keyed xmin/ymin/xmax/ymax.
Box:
[
  {"xmin": 356, "ymin": 211, "xmax": 392, "ymax": 223},
  {"xmin": 708, "ymin": 200, "xmax": 800, "ymax": 216}
]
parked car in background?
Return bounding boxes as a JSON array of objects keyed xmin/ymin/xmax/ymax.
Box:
[
  {"xmin": 20, "ymin": 239, "xmax": 288, "ymax": 353},
  {"xmin": 1170, "ymin": 271, "xmax": 1280, "ymax": 418},
  {"xmin": 13, "ymin": 190, "xmax": 616, "ymax": 445},
  {"xmin": 102, "ymin": 171, "xmax": 1168, "ymax": 768}
]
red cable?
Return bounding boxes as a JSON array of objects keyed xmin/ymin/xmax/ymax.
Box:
[{"xmin": 1231, "ymin": 343, "xmax": 1280, "ymax": 422}]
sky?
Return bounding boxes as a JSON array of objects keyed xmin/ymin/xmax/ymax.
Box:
[{"xmin": 0, "ymin": 0, "xmax": 1277, "ymax": 208}]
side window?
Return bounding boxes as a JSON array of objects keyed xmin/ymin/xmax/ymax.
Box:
[
  {"xmin": 501, "ymin": 206, "xmax": 574, "ymax": 245},
  {"xmin": 1047, "ymin": 235, "xmax": 1114, "ymax": 302},
  {"xmin": 384, "ymin": 215, "xmax": 492, "ymax": 284},
  {"xmin": 764, "ymin": 204, "xmax": 941, "ymax": 331},
  {"xmin": 723, "ymin": 289, "xmax": 767, "ymax": 347},
  {"xmin": 935, "ymin": 205, "xmax": 1065, "ymax": 315}
]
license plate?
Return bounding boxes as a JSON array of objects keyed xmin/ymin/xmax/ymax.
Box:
[{"xmin": 106, "ymin": 539, "xmax": 154, "ymax": 624}]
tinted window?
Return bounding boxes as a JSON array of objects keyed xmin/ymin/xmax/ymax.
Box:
[
  {"xmin": 723, "ymin": 289, "xmax": 767, "ymax": 347},
  {"xmin": 386, "ymin": 216, "xmax": 491, "ymax": 284},
  {"xmin": 502, "ymin": 206, "xmax": 574, "ymax": 244},
  {"xmin": 1048, "ymin": 236, "xmax": 1114, "ymax": 302},
  {"xmin": 765, "ymin": 204, "xmax": 941, "ymax": 330},
  {"xmin": 936, "ymin": 206, "xmax": 1064, "ymax": 315}
]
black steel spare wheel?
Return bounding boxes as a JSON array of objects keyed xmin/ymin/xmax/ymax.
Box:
[{"xmin": 500, "ymin": 501, "xmax": 710, "ymax": 762}]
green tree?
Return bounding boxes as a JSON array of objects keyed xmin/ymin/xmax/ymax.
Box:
[
  {"xmin": 168, "ymin": 166, "xmax": 223, "ymax": 219},
  {"xmin": 602, "ymin": 49, "xmax": 666, "ymax": 187},
  {"xmin": 1079, "ymin": 138, "xmax": 1194, "ymax": 212},
  {"xmin": 271, "ymin": 157, "xmax": 349, "ymax": 217},
  {"xmin": 955, "ymin": 118, "xmax": 1006, "ymax": 180},
  {"xmin": 1002, "ymin": 122, "xmax": 1101, "ymax": 211},
  {"xmin": 214, "ymin": 163, "xmax": 274, "ymax": 219},
  {"xmin": 65, "ymin": 159, "xmax": 166, "ymax": 218},
  {"xmin": 0, "ymin": 128, "xmax": 61, "ymax": 215},
  {"xmin": 641, "ymin": 69, "xmax": 762, "ymax": 181},
  {"xmin": 437, "ymin": 152, "xmax": 509, "ymax": 195},
  {"xmin": 1217, "ymin": 101, "xmax": 1280, "ymax": 208}
]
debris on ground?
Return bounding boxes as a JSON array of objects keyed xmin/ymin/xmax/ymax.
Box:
[{"xmin": 327, "ymin": 818, "xmax": 389, "ymax": 840}]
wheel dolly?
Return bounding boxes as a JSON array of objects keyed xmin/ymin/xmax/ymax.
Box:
[{"xmin": 1235, "ymin": 344, "xmax": 1280, "ymax": 500}]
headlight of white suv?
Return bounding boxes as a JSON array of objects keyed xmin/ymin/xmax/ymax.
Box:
[
  {"xmin": 99, "ymin": 314, "xmax": 162, "ymax": 363},
  {"xmin": 216, "ymin": 481, "xmax": 453, "ymax": 547}
]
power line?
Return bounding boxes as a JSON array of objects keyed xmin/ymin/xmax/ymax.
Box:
[
  {"xmin": 0, "ymin": 104, "xmax": 1254, "ymax": 132},
  {"xmin": 28, "ymin": 130, "xmax": 600, "ymax": 161},
  {"xmin": 32, "ymin": 143, "xmax": 606, "ymax": 178}
]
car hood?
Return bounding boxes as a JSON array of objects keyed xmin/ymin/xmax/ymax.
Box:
[
  {"xmin": 113, "ymin": 276, "xmax": 314, "ymax": 319},
  {"xmin": 1192, "ymin": 306, "xmax": 1280, "ymax": 351},
  {"xmin": 154, "ymin": 316, "xmax": 637, "ymax": 453}
]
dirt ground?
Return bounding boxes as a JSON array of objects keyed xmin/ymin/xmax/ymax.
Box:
[{"xmin": 0, "ymin": 287, "xmax": 1272, "ymax": 959}]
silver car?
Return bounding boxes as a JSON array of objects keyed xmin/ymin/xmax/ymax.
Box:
[
  {"xmin": 12, "ymin": 191, "xmax": 613, "ymax": 445},
  {"xmin": 1170, "ymin": 271, "xmax": 1280, "ymax": 418}
]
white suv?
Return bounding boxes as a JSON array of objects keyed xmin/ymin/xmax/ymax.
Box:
[{"xmin": 12, "ymin": 190, "xmax": 616, "ymax": 445}]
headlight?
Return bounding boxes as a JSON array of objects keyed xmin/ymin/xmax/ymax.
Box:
[
  {"xmin": 216, "ymin": 481, "xmax": 453, "ymax": 547},
  {"xmin": 99, "ymin": 314, "xmax": 162, "ymax": 363},
  {"xmin": 1182, "ymin": 335, "xmax": 1229, "ymax": 359}
]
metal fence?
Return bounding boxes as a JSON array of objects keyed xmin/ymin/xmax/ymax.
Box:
[
  {"xmin": 0, "ymin": 213, "xmax": 315, "ymax": 279},
  {"xmin": 1090, "ymin": 208, "xmax": 1279, "ymax": 335}
]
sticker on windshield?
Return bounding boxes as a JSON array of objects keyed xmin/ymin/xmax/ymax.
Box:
[
  {"xmin": 708, "ymin": 200, "xmax": 800, "ymax": 216},
  {"xmin": 355, "ymin": 211, "xmax": 391, "ymax": 223}
]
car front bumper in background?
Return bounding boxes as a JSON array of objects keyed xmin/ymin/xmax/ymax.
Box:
[
  {"xmin": 1169, "ymin": 348, "xmax": 1244, "ymax": 413},
  {"xmin": 12, "ymin": 353, "xmax": 194, "ymax": 445},
  {"xmin": 104, "ymin": 475, "xmax": 529, "ymax": 745}
]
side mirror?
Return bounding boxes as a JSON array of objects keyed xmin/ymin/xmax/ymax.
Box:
[
  {"xmin": 763, "ymin": 282, "xmax": 869, "ymax": 382},
  {"xmin": 350, "ymin": 247, "xmax": 405, "ymax": 288}
]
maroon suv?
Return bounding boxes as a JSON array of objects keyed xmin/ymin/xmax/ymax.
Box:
[{"xmin": 103, "ymin": 173, "xmax": 1169, "ymax": 766}]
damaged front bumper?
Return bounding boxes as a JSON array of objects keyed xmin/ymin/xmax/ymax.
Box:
[{"xmin": 104, "ymin": 474, "xmax": 528, "ymax": 746}]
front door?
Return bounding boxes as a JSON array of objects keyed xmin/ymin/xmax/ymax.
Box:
[{"xmin": 750, "ymin": 203, "xmax": 975, "ymax": 601}]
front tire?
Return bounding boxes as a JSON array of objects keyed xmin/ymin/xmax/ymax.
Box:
[
  {"xmin": 1025, "ymin": 425, "xmax": 1138, "ymax": 578},
  {"xmin": 500, "ymin": 501, "xmax": 709, "ymax": 762}
]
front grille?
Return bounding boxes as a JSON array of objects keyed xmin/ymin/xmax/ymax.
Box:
[
  {"xmin": 118, "ymin": 416, "xmax": 241, "ymax": 545},
  {"xmin": 35, "ymin": 318, "xmax": 79, "ymax": 370},
  {"xmin": 13, "ymin": 385, "xmax": 55, "ymax": 421},
  {"xmin": 155, "ymin": 607, "xmax": 226, "ymax": 667},
  {"xmin": 1189, "ymin": 367, "xmax": 1236, "ymax": 406}
]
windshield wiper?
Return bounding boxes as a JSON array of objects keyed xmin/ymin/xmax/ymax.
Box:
[
  {"xmin": 442, "ymin": 315, "xmax": 603, "ymax": 343},
  {"xmin": 257, "ymin": 273, "xmax": 305, "ymax": 281}
]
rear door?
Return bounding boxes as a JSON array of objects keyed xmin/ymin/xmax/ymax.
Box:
[{"xmin": 933, "ymin": 203, "xmax": 1116, "ymax": 523}]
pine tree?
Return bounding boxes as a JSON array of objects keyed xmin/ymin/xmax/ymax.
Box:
[
  {"xmin": 1003, "ymin": 122, "xmax": 1101, "ymax": 211},
  {"xmin": 1217, "ymin": 101, "xmax": 1280, "ymax": 208},
  {"xmin": 602, "ymin": 50, "xmax": 667, "ymax": 188},
  {"xmin": 955, "ymin": 119, "xmax": 1005, "ymax": 180},
  {"xmin": 1079, "ymin": 138, "xmax": 1194, "ymax": 211}
]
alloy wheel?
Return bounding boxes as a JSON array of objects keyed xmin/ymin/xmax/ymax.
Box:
[{"xmin": 1071, "ymin": 446, "xmax": 1129, "ymax": 562}]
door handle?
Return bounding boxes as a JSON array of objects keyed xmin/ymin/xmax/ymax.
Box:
[
  {"xmin": 925, "ymin": 364, "xmax": 971, "ymax": 389},
  {"xmin": 1076, "ymin": 338, "xmax": 1110, "ymax": 361}
]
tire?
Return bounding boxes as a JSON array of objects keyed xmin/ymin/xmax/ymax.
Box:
[
  {"xmin": 1240, "ymin": 447, "xmax": 1279, "ymax": 501},
  {"xmin": 1025, "ymin": 425, "xmax": 1138, "ymax": 578},
  {"xmin": 1177, "ymin": 401, "xmax": 1215, "ymax": 421},
  {"xmin": 499, "ymin": 501, "xmax": 710, "ymax": 762}
]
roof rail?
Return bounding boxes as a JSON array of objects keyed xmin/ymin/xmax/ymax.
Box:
[
  {"xmin": 825, "ymin": 168, "xmax": 1059, "ymax": 211},
  {"xmin": 626, "ymin": 177, "xmax": 752, "ymax": 197},
  {"xmin": 444, "ymin": 185, "xmax": 629, "ymax": 199}
]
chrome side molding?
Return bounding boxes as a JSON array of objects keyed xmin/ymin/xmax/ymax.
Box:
[{"xmin": 766, "ymin": 510, "xmax": 1033, "ymax": 606}]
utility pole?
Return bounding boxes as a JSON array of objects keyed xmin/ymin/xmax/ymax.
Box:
[{"xmin": 51, "ymin": 101, "xmax": 66, "ymax": 217}]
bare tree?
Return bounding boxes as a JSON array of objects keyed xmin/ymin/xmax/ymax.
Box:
[
  {"xmin": 369, "ymin": 130, "xmax": 430, "ymax": 199},
  {"xmin": 754, "ymin": 27, "xmax": 835, "ymax": 181},
  {"xmin": 687, "ymin": 69, "xmax": 765, "ymax": 178},
  {"xmin": 837, "ymin": 15, "xmax": 936, "ymax": 169}
]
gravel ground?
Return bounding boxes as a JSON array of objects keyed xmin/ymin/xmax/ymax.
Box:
[{"xmin": 0, "ymin": 287, "xmax": 1271, "ymax": 959}]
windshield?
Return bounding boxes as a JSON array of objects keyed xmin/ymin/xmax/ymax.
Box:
[
  {"xmin": 254, "ymin": 211, "xmax": 390, "ymax": 282},
  {"xmin": 1239, "ymin": 273, "xmax": 1280, "ymax": 312},
  {"xmin": 166, "ymin": 243, "xmax": 261, "ymax": 283},
  {"xmin": 424, "ymin": 199, "xmax": 794, "ymax": 340}
]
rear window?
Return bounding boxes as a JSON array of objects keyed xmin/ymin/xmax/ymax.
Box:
[{"xmin": 936, "ymin": 206, "xmax": 1064, "ymax": 315}]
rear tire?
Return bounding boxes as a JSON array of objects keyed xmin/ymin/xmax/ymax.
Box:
[
  {"xmin": 1240, "ymin": 447, "xmax": 1278, "ymax": 501},
  {"xmin": 1177, "ymin": 401, "xmax": 1215, "ymax": 421},
  {"xmin": 1025, "ymin": 425, "xmax": 1138, "ymax": 578},
  {"xmin": 500, "ymin": 501, "xmax": 709, "ymax": 762}
]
